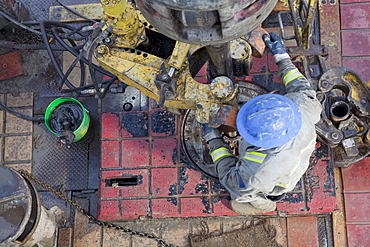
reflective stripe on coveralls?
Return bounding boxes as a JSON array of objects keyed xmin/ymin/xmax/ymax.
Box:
[
  {"xmin": 211, "ymin": 147, "xmax": 232, "ymax": 162},
  {"xmin": 275, "ymin": 182, "xmax": 291, "ymax": 188},
  {"xmin": 206, "ymin": 59, "xmax": 322, "ymax": 202},
  {"xmin": 243, "ymin": 152, "xmax": 267, "ymax": 163},
  {"xmin": 282, "ymin": 68, "xmax": 303, "ymax": 85}
]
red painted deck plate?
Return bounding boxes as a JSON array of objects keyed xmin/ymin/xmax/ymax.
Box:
[
  {"xmin": 98, "ymin": 55, "xmax": 337, "ymax": 220},
  {"xmin": 0, "ymin": 51, "xmax": 23, "ymax": 81}
]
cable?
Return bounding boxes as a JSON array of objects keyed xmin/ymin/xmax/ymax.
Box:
[
  {"xmin": 52, "ymin": 27, "xmax": 86, "ymax": 90},
  {"xmin": 41, "ymin": 21, "xmax": 119, "ymax": 97},
  {"xmin": 56, "ymin": 0, "xmax": 98, "ymax": 23},
  {"xmin": 41, "ymin": 21, "xmax": 95, "ymax": 91},
  {"xmin": 87, "ymin": 25, "xmax": 115, "ymax": 99},
  {"xmin": 0, "ymin": 9, "xmax": 52, "ymax": 37},
  {"xmin": 40, "ymin": 21, "xmax": 76, "ymax": 91},
  {"xmin": 101, "ymin": 76, "xmax": 117, "ymax": 98},
  {"xmin": 64, "ymin": 37, "xmax": 87, "ymax": 89},
  {"xmin": 60, "ymin": 77, "xmax": 116, "ymax": 93},
  {"xmin": 52, "ymin": 23, "xmax": 105, "ymax": 91},
  {"xmin": 60, "ymin": 23, "xmax": 98, "ymax": 41},
  {"xmin": 0, "ymin": 101, "xmax": 44, "ymax": 122},
  {"xmin": 0, "ymin": 40, "xmax": 84, "ymax": 51},
  {"xmin": 88, "ymin": 41, "xmax": 101, "ymax": 98},
  {"xmin": 50, "ymin": 21, "xmax": 118, "ymax": 94},
  {"xmin": 46, "ymin": 21, "xmax": 114, "ymax": 76}
]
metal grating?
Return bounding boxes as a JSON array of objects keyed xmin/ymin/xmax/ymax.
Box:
[
  {"xmin": 32, "ymin": 96, "xmax": 100, "ymax": 191},
  {"xmin": 17, "ymin": 0, "xmax": 100, "ymax": 23},
  {"xmin": 33, "ymin": 122, "xmax": 90, "ymax": 191}
]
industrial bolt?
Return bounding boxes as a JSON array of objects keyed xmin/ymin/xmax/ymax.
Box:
[
  {"xmin": 123, "ymin": 103, "xmax": 133, "ymax": 111},
  {"xmin": 157, "ymin": 73, "xmax": 171, "ymax": 82},
  {"xmin": 322, "ymin": 46, "xmax": 329, "ymax": 56},
  {"xmin": 330, "ymin": 132, "xmax": 340, "ymax": 140},
  {"xmin": 96, "ymin": 45, "xmax": 108, "ymax": 55},
  {"xmin": 104, "ymin": 37, "xmax": 112, "ymax": 44},
  {"xmin": 321, "ymin": 80, "xmax": 329, "ymax": 88},
  {"xmin": 316, "ymin": 92, "xmax": 325, "ymax": 102},
  {"xmin": 209, "ymin": 76, "xmax": 234, "ymax": 98},
  {"xmin": 361, "ymin": 99, "xmax": 367, "ymax": 104}
]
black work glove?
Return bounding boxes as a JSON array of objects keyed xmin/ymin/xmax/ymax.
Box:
[
  {"xmin": 201, "ymin": 123, "xmax": 221, "ymax": 143},
  {"xmin": 263, "ymin": 32, "xmax": 290, "ymax": 63}
]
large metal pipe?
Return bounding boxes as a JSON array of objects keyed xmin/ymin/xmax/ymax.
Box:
[
  {"xmin": 329, "ymin": 101, "xmax": 351, "ymax": 122},
  {"xmin": 0, "ymin": 166, "xmax": 60, "ymax": 247},
  {"xmin": 135, "ymin": 0, "xmax": 278, "ymax": 45},
  {"xmin": 206, "ymin": 43, "xmax": 233, "ymax": 79}
]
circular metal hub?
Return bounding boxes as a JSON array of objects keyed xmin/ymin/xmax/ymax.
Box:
[{"xmin": 136, "ymin": 0, "xmax": 278, "ymax": 45}]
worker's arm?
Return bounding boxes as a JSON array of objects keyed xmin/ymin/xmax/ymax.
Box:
[
  {"xmin": 202, "ymin": 125, "xmax": 243, "ymax": 198},
  {"xmin": 278, "ymin": 59, "xmax": 313, "ymax": 94},
  {"xmin": 263, "ymin": 32, "xmax": 314, "ymax": 94},
  {"xmin": 264, "ymin": 32, "xmax": 321, "ymax": 119}
]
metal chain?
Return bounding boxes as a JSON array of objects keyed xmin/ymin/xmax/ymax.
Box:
[{"xmin": 19, "ymin": 169, "xmax": 178, "ymax": 247}]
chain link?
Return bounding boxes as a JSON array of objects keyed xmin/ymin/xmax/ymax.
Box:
[{"xmin": 19, "ymin": 170, "xmax": 178, "ymax": 247}]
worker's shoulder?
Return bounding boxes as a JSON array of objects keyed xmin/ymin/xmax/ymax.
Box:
[{"xmin": 285, "ymin": 91, "xmax": 321, "ymax": 112}]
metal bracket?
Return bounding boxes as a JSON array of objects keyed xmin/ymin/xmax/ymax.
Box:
[{"xmin": 316, "ymin": 67, "xmax": 370, "ymax": 167}]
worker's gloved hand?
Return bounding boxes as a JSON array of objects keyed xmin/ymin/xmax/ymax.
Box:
[
  {"xmin": 201, "ymin": 123, "xmax": 221, "ymax": 143},
  {"xmin": 263, "ymin": 32, "xmax": 290, "ymax": 64}
]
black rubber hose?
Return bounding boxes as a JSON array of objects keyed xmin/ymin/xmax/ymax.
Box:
[
  {"xmin": 0, "ymin": 40, "xmax": 84, "ymax": 51},
  {"xmin": 101, "ymin": 76, "xmax": 117, "ymax": 98},
  {"xmin": 40, "ymin": 21, "xmax": 75, "ymax": 91},
  {"xmin": 48, "ymin": 22, "xmax": 114, "ymax": 77},
  {"xmin": 56, "ymin": 0, "xmax": 98, "ymax": 23},
  {"xmin": 52, "ymin": 27, "xmax": 86, "ymax": 90},
  {"xmin": 0, "ymin": 9, "xmax": 44, "ymax": 36},
  {"xmin": 59, "ymin": 77, "xmax": 116, "ymax": 93},
  {"xmin": 0, "ymin": 101, "xmax": 44, "ymax": 122},
  {"xmin": 54, "ymin": 32, "xmax": 115, "ymax": 94},
  {"xmin": 42, "ymin": 21, "xmax": 119, "ymax": 95},
  {"xmin": 61, "ymin": 24, "xmax": 93, "ymax": 41},
  {"xmin": 42, "ymin": 21, "xmax": 103, "ymax": 90},
  {"xmin": 67, "ymin": 39, "xmax": 86, "ymax": 88},
  {"xmin": 88, "ymin": 41, "xmax": 102, "ymax": 98},
  {"xmin": 52, "ymin": 24, "xmax": 109, "ymax": 92}
]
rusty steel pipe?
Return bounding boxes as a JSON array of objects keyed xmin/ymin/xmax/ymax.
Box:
[
  {"xmin": 329, "ymin": 101, "xmax": 351, "ymax": 122},
  {"xmin": 0, "ymin": 166, "xmax": 60, "ymax": 247},
  {"xmin": 206, "ymin": 43, "xmax": 233, "ymax": 79}
]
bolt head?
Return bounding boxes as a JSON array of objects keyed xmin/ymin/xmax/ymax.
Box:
[
  {"xmin": 331, "ymin": 132, "xmax": 340, "ymax": 140},
  {"xmin": 96, "ymin": 45, "xmax": 108, "ymax": 54},
  {"xmin": 321, "ymin": 80, "xmax": 329, "ymax": 88}
]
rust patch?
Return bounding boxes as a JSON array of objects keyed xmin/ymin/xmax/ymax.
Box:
[{"xmin": 0, "ymin": 51, "xmax": 23, "ymax": 81}]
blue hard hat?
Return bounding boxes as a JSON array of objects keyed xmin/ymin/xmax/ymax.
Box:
[{"xmin": 236, "ymin": 94, "xmax": 302, "ymax": 148}]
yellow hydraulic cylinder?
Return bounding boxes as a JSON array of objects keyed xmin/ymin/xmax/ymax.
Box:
[{"xmin": 100, "ymin": 0, "xmax": 146, "ymax": 48}]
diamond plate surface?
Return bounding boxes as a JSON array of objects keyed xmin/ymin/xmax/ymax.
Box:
[
  {"xmin": 33, "ymin": 122, "xmax": 89, "ymax": 191},
  {"xmin": 33, "ymin": 96, "xmax": 100, "ymax": 191},
  {"xmin": 18, "ymin": 0, "xmax": 100, "ymax": 22}
]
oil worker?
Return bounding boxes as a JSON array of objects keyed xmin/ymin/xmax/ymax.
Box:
[{"xmin": 202, "ymin": 32, "xmax": 322, "ymax": 215}]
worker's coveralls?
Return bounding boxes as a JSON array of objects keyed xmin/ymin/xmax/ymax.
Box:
[{"xmin": 208, "ymin": 59, "xmax": 322, "ymax": 203}]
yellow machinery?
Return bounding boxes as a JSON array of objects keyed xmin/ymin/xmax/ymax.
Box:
[{"xmin": 94, "ymin": 0, "xmax": 278, "ymax": 124}]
